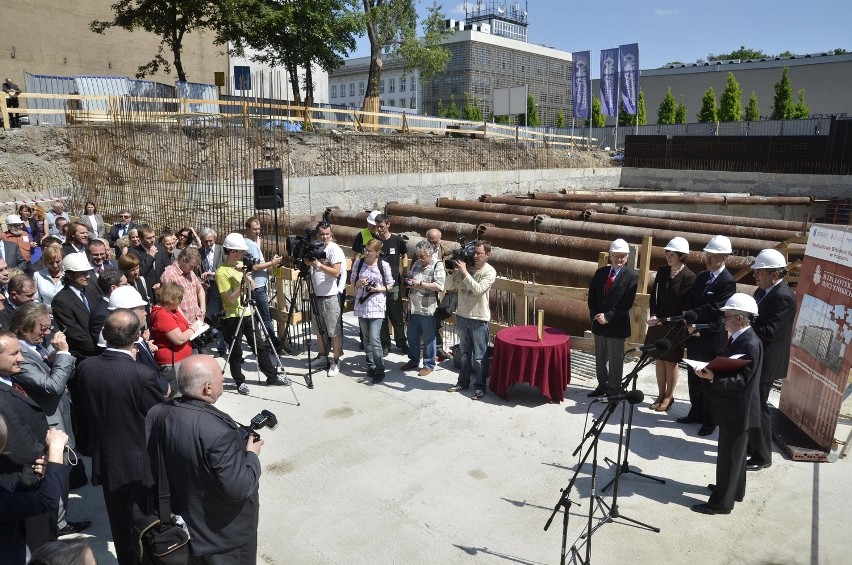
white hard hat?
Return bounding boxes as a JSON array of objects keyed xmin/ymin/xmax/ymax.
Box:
[
  {"xmin": 664, "ymin": 237, "xmax": 689, "ymax": 254},
  {"xmin": 61, "ymin": 254, "xmax": 94, "ymax": 272},
  {"xmin": 703, "ymin": 235, "xmax": 733, "ymax": 254},
  {"xmin": 108, "ymin": 286, "xmax": 148, "ymax": 310},
  {"xmin": 222, "ymin": 232, "xmax": 248, "ymax": 251},
  {"xmin": 720, "ymin": 293, "xmax": 759, "ymax": 316},
  {"xmin": 752, "ymin": 249, "xmax": 787, "ymax": 270},
  {"xmin": 609, "ymin": 238, "xmax": 630, "ymax": 254},
  {"xmin": 366, "ymin": 210, "xmax": 381, "ymax": 225},
  {"xmin": 5, "ymin": 214, "xmax": 22, "ymax": 225}
]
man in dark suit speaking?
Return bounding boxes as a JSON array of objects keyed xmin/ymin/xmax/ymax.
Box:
[
  {"xmin": 146, "ymin": 355, "xmax": 263, "ymax": 564},
  {"xmin": 587, "ymin": 238, "xmax": 639, "ymax": 397}
]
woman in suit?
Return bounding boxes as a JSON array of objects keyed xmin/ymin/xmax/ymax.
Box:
[
  {"xmin": 645, "ymin": 237, "xmax": 696, "ymax": 412},
  {"xmin": 79, "ymin": 201, "xmax": 104, "ymax": 240}
]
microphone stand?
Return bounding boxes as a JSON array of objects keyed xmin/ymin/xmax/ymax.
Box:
[{"xmin": 544, "ymin": 398, "xmax": 622, "ymax": 565}]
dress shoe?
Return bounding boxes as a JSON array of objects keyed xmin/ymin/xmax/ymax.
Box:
[
  {"xmin": 697, "ymin": 424, "xmax": 716, "ymax": 436},
  {"xmin": 417, "ymin": 368, "xmax": 433, "ymax": 377},
  {"xmin": 399, "ymin": 361, "xmax": 418, "ymax": 371},
  {"xmin": 58, "ymin": 520, "xmax": 92, "ymax": 536},
  {"xmin": 676, "ymin": 415, "xmax": 701, "ymax": 424},
  {"xmin": 691, "ymin": 503, "xmax": 731, "ymax": 515},
  {"xmin": 586, "ymin": 385, "xmax": 607, "ymax": 398},
  {"xmin": 746, "ymin": 460, "xmax": 772, "ymax": 471},
  {"xmin": 706, "ymin": 484, "xmax": 743, "ymax": 502}
]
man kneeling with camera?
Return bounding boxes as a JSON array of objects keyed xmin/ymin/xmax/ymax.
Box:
[{"xmin": 146, "ymin": 355, "xmax": 264, "ymax": 564}]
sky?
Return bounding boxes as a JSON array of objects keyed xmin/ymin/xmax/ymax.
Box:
[{"xmin": 350, "ymin": 1, "xmax": 852, "ymax": 77}]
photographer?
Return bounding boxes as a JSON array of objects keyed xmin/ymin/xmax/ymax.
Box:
[
  {"xmin": 351, "ymin": 239, "xmax": 393, "ymax": 384},
  {"xmin": 146, "ymin": 354, "xmax": 262, "ymax": 564},
  {"xmin": 445, "ymin": 240, "xmax": 496, "ymax": 401},
  {"xmin": 400, "ymin": 240, "xmax": 445, "ymax": 377},
  {"xmin": 216, "ymin": 234, "xmax": 285, "ymax": 394},
  {"xmin": 306, "ymin": 222, "xmax": 345, "ymax": 377}
]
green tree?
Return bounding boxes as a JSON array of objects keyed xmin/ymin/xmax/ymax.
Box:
[
  {"xmin": 523, "ymin": 93, "xmax": 541, "ymax": 126},
  {"xmin": 619, "ymin": 89, "xmax": 647, "ymax": 126},
  {"xmin": 436, "ymin": 98, "xmax": 446, "ymax": 117},
  {"xmin": 745, "ymin": 91, "xmax": 760, "ymax": 121},
  {"xmin": 697, "ymin": 87, "xmax": 718, "ymax": 123},
  {"xmin": 618, "ymin": 100, "xmax": 633, "ymax": 126},
  {"xmin": 556, "ymin": 109, "xmax": 565, "ymax": 128},
  {"xmin": 793, "ymin": 88, "xmax": 810, "ymax": 119},
  {"xmin": 771, "ymin": 67, "xmax": 795, "ymax": 120},
  {"xmin": 637, "ymin": 89, "xmax": 647, "ymax": 125},
  {"xmin": 585, "ymin": 98, "xmax": 606, "ymax": 127},
  {"xmin": 674, "ymin": 96, "xmax": 687, "ymax": 124},
  {"xmin": 833, "ymin": 48, "xmax": 848, "ymax": 55},
  {"xmin": 719, "ymin": 72, "xmax": 743, "ymax": 122},
  {"xmin": 657, "ymin": 87, "xmax": 676, "ymax": 125},
  {"xmin": 446, "ymin": 94, "xmax": 460, "ymax": 119},
  {"xmin": 91, "ymin": 0, "xmax": 233, "ymax": 81},
  {"xmin": 397, "ymin": 1, "xmax": 453, "ymax": 82},
  {"xmin": 462, "ymin": 92, "xmax": 482, "ymax": 121},
  {"xmin": 777, "ymin": 50, "xmax": 795, "ymax": 58},
  {"xmin": 708, "ymin": 46, "xmax": 768, "ymax": 61}
]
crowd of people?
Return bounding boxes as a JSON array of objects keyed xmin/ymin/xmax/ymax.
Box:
[{"xmin": 0, "ymin": 198, "xmax": 798, "ymax": 563}]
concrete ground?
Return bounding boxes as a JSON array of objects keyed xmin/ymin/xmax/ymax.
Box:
[{"xmin": 65, "ymin": 312, "xmax": 851, "ymax": 564}]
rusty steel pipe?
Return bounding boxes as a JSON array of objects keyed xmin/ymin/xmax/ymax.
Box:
[
  {"xmin": 533, "ymin": 191, "xmax": 814, "ymax": 206},
  {"xmin": 440, "ymin": 199, "xmax": 800, "ymax": 241},
  {"xmin": 323, "ymin": 208, "xmax": 478, "ymax": 243},
  {"xmin": 534, "ymin": 216, "xmax": 778, "ymax": 256},
  {"xmin": 385, "ymin": 202, "xmax": 535, "ymax": 231},
  {"xmin": 481, "ymin": 194, "xmax": 808, "ymax": 232}
]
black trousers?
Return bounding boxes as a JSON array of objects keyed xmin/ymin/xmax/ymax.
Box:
[
  {"xmin": 103, "ymin": 485, "xmax": 144, "ymax": 565},
  {"xmin": 686, "ymin": 367, "xmax": 713, "ymax": 425},
  {"xmin": 709, "ymin": 426, "xmax": 748, "ymax": 512},
  {"xmin": 380, "ymin": 287, "xmax": 407, "ymax": 350},
  {"xmin": 220, "ymin": 315, "xmax": 277, "ymax": 384},
  {"xmin": 189, "ymin": 538, "xmax": 257, "ymax": 565},
  {"xmin": 747, "ymin": 382, "xmax": 773, "ymax": 465}
]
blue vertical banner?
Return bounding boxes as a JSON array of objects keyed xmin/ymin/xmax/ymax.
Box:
[
  {"xmin": 572, "ymin": 51, "xmax": 591, "ymax": 119},
  {"xmin": 619, "ymin": 43, "xmax": 640, "ymax": 115},
  {"xmin": 599, "ymin": 48, "xmax": 619, "ymax": 117}
]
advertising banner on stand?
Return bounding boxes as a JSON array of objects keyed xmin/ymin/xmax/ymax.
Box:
[
  {"xmin": 619, "ymin": 43, "xmax": 639, "ymax": 115},
  {"xmin": 779, "ymin": 224, "xmax": 852, "ymax": 451},
  {"xmin": 599, "ymin": 48, "xmax": 619, "ymax": 117},
  {"xmin": 572, "ymin": 51, "xmax": 591, "ymax": 119}
]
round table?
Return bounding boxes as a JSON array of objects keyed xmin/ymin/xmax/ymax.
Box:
[{"xmin": 488, "ymin": 325, "xmax": 571, "ymax": 402}]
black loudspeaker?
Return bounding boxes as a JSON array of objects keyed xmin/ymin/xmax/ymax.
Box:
[{"xmin": 253, "ymin": 167, "xmax": 283, "ymax": 210}]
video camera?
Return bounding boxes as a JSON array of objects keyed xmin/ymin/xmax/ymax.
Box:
[
  {"xmin": 242, "ymin": 252, "xmax": 261, "ymax": 269},
  {"xmin": 444, "ymin": 237, "xmax": 477, "ymax": 269},
  {"xmin": 238, "ymin": 409, "xmax": 278, "ymax": 442},
  {"xmin": 285, "ymin": 229, "xmax": 327, "ymax": 273}
]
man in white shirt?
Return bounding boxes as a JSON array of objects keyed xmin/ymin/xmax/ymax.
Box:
[{"xmin": 306, "ymin": 222, "xmax": 345, "ymax": 376}]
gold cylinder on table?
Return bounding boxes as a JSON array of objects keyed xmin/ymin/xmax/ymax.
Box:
[{"xmin": 537, "ymin": 309, "xmax": 544, "ymax": 341}]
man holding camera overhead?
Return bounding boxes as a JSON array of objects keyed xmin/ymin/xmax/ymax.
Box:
[{"xmin": 146, "ymin": 354, "xmax": 263, "ymax": 564}]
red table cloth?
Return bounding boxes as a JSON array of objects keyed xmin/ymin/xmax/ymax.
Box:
[{"xmin": 488, "ymin": 325, "xmax": 571, "ymax": 402}]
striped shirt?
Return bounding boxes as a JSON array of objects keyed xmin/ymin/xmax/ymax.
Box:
[{"xmin": 350, "ymin": 259, "xmax": 395, "ymax": 319}]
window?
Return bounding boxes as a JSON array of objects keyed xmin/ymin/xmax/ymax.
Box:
[
  {"xmin": 331, "ymin": 84, "xmax": 337, "ymax": 98},
  {"xmin": 400, "ymin": 76, "xmax": 406, "ymax": 92},
  {"xmin": 388, "ymin": 99, "xmax": 395, "ymax": 107},
  {"xmin": 410, "ymin": 77, "xmax": 416, "ymax": 92},
  {"xmin": 349, "ymin": 83, "xmax": 355, "ymax": 97},
  {"xmin": 410, "ymin": 96, "xmax": 417, "ymax": 109},
  {"xmin": 359, "ymin": 82, "xmax": 365, "ymax": 96},
  {"xmin": 380, "ymin": 80, "xmax": 385, "ymax": 94},
  {"xmin": 389, "ymin": 78, "xmax": 396, "ymax": 93}
]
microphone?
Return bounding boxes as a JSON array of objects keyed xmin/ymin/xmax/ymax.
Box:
[
  {"xmin": 596, "ymin": 389, "xmax": 645, "ymax": 404},
  {"xmin": 690, "ymin": 324, "xmax": 712, "ymax": 330},
  {"xmin": 663, "ymin": 311, "xmax": 698, "ymax": 323},
  {"xmin": 629, "ymin": 339, "xmax": 671, "ymax": 354}
]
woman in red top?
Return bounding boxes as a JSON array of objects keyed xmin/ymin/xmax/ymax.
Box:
[{"xmin": 150, "ymin": 282, "xmax": 201, "ymax": 366}]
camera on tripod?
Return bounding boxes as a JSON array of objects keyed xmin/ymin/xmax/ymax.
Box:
[
  {"xmin": 238, "ymin": 409, "xmax": 278, "ymax": 442},
  {"xmin": 444, "ymin": 237, "xmax": 477, "ymax": 269},
  {"xmin": 285, "ymin": 229, "xmax": 328, "ymax": 273},
  {"xmin": 358, "ymin": 279, "xmax": 378, "ymax": 304}
]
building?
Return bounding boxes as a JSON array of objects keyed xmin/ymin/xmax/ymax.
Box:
[
  {"xmin": 328, "ymin": 1, "xmax": 572, "ymax": 125},
  {"xmin": 228, "ymin": 49, "xmax": 329, "ymax": 103}
]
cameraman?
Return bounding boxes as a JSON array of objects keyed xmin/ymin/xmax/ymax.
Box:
[
  {"xmin": 146, "ymin": 354, "xmax": 262, "ymax": 564},
  {"xmin": 445, "ymin": 240, "xmax": 496, "ymax": 401},
  {"xmin": 244, "ymin": 217, "xmax": 284, "ymax": 355},
  {"xmin": 216, "ymin": 233, "xmax": 286, "ymax": 394},
  {"xmin": 306, "ymin": 221, "xmax": 345, "ymax": 377}
]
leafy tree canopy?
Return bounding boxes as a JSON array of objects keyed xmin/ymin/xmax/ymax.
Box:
[{"xmin": 707, "ymin": 46, "xmax": 768, "ymax": 61}]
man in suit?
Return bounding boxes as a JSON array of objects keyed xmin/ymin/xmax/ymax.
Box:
[
  {"xmin": 51, "ymin": 254, "xmax": 100, "ymax": 360},
  {"xmin": 76, "ymin": 309, "xmax": 165, "ymax": 564},
  {"xmin": 199, "ymin": 227, "xmax": 226, "ymax": 354},
  {"xmin": 587, "ymin": 238, "xmax": 639, "ymax": 397},
  {"xmin": 747, "ymin": 249, "xmax": 796, "ymax": 471},
  {"xmin": 1, "ymin": 237, "xmax": 27, "ymax": 272},
  {"xmin": 88, "ymin": 269, "xmax": 125, "ymax": 350},
  {"xmin": 0, "ymin": 273, "xmax": 37, "ymax": 330},
  {"xmin": 146, "ymin": 355, "xmax": 262, "ymax": 563},
  {"xmin": 692, "ymin": 293, "xmax": 763, "ymax": 515},
  {"xmin": 129, "ymin": 225, "xmax": 171, "ymax": 293},
  {"xmin": 61, "ymin": 221, "xmax": 90, "ymax": 256},
  {"xmin": 108, "ymin": 210, "xmax": 139, "ymax": 246},
  {"xmin": 678, "ymin": 235, "xmax": 737, "ymax": 436},
  {"xmin": 87, "ymin": 239, "xmax": 116, "ymax": 287}
]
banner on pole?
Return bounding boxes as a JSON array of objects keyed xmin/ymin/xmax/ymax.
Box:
[
  {"xmin": 619, "ymin": 43, "xmax": 639, "ymax": 115},
  {"xmin": 572, "ymin": 51, "xmax": 591, "ymax": 119},
  {"xmin": 599, "ymin": 48, "xmax": 619, "ymax": 117}
]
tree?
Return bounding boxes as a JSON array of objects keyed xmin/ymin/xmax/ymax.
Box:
[
  {"xmin": 707, "ymin": 46, "xmax": 768, "ymax": 61},
  {"xmin": 585, "ymin": 98, "xmax": 605, "ymax": 127},
  {"xmin": 697, "ymin": 87, "xmax": 718, "ymax": 123},
  {"xmin": 446, "ymin": 94, "xmax": 460, "ymax": 119},
  {"xmin": 556, "ymin": 109, "xmax": 565, "ymax": 128},
  {"xmin": 462, "ymin": 92, "xmax": 482, "ymax": 121},
  {"xmin": 793, "ymin": 88, "xmax": 810, "ymax": 119},
  {"xmin": 777, "ymin": 50, "xmax": 795, "ymax": 58},
  {"xmin": 91, "ymin": 0, "xmax": 231, "ymax": 82},
  {"xmin": 674, "ymin": 96, "xmax": 687, "ymax": 124},
  {"xmin": 833, "ymin": 48, "xmax": 848, "ymax": 55},
  {"xmin": 619, "ymin": 89, "xmax": 647, "ymax": 126},
  {"xmin": 523, "ymin": 93, "xmax": 541, "ymax": 126},
  {"xmin": 618, "ymin": 100, "xmax": 633, "ymax": 126},
  {"xmin": 637, "ymin": 89, "xmax": 647, "ymax": 125},
  {"xmin": 771, "ymin": 67, "xmax": 795, "ymax": 119},
  {"xmin": 745, "ymin": 91, "xmax": 760, "ymax": 121},
  {"xmin": 436, "ymin": 98, "xmax": 446, "ymax": 117},
  {"xmin": 719, "ymin": 72, "xmax": 743, "ymax": 122},
  {"xmin": 397, "ymin": 0, "xmax": 453, "ymax": 82},
  {"xmin": 657, "ymin": 87, "xmax": 676, "ymax": 125}
]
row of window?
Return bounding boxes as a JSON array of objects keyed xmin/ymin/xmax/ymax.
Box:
[{"xmin": 330, "ymin": 75, "xmax": 416, "ymax": 99}]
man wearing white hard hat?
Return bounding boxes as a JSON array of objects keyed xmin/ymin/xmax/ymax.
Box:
[
  {"xmin": 104, "ymin": 285, "xmax": 166, "ymax": 380},
  {"xmin": 746, "ymin": 249, "xmax": 796, "ymax": 471},
  {"xmin": 2, "ymin": 213, "xmax": 34, "ymax": 264},
  {"xmin": 51, "ymin": 253, "xmax": 100, "ymax": 359},
  {"xmin": 678, "ymin": 235, "xmax": 737, "ymax": 436},
  {"xmin": 587, "ymin": 238, "xmax": 639, "ymax": 397},
  {"xmin": 692, "ymin": 293, "xmax": 763, "ymax": 515}
]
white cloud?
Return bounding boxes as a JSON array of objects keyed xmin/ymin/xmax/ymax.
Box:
[{"xmin": 654, "ymin": 9, "xmax": 680, "ymax": 16}]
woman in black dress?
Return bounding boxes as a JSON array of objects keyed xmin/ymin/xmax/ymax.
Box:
[{"xmin": 645, "ymin": 237, "xmax": 696, "ymax": 411}]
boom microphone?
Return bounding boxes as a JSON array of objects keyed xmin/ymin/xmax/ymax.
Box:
[
  {"xmin": 690, "ymin": 324, "xmax": 712, "ymax": 330},
  {"xmin": 663, "ymin": 311, "xmax": 698, "ymax": 323},
  {"xmin": 596, "ymin": 389, "xmax": 645, "ymax": 404},
  {"xmin": 628, "ymin": 339, "xmax": 671, "ymax": 354}
]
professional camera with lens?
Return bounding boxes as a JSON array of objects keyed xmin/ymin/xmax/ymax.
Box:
[
  {"xmin": 238, "ymin": 409, "xmax": 278, "ymax": 442},
  {"xmin": 242, "ymin": 252, "xmax": 261, "ymax": 269},
  {"xmin": 285, "ymin": 229, "xmax": 328, "ymax": 273},
  {"xmin": 357, "ymin": 279, "xmax": 378, "ymax": 304},
  {"xmin": 444, "ymin": 237, "xmax": 477, "ymax": 270}
]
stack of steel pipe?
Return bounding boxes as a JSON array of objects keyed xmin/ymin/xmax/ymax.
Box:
[{"xmin": 532, "ymin": 191, "xmax": 813, "ymax": 206}]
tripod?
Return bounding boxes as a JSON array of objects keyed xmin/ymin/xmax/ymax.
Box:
[
  {"xmin": 283, "ymin": 267, "xmax": 330, "ymax": 388},
  {"xmin": 544, "ymin": 398, "xmax": 622, "ymax": 565}
]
